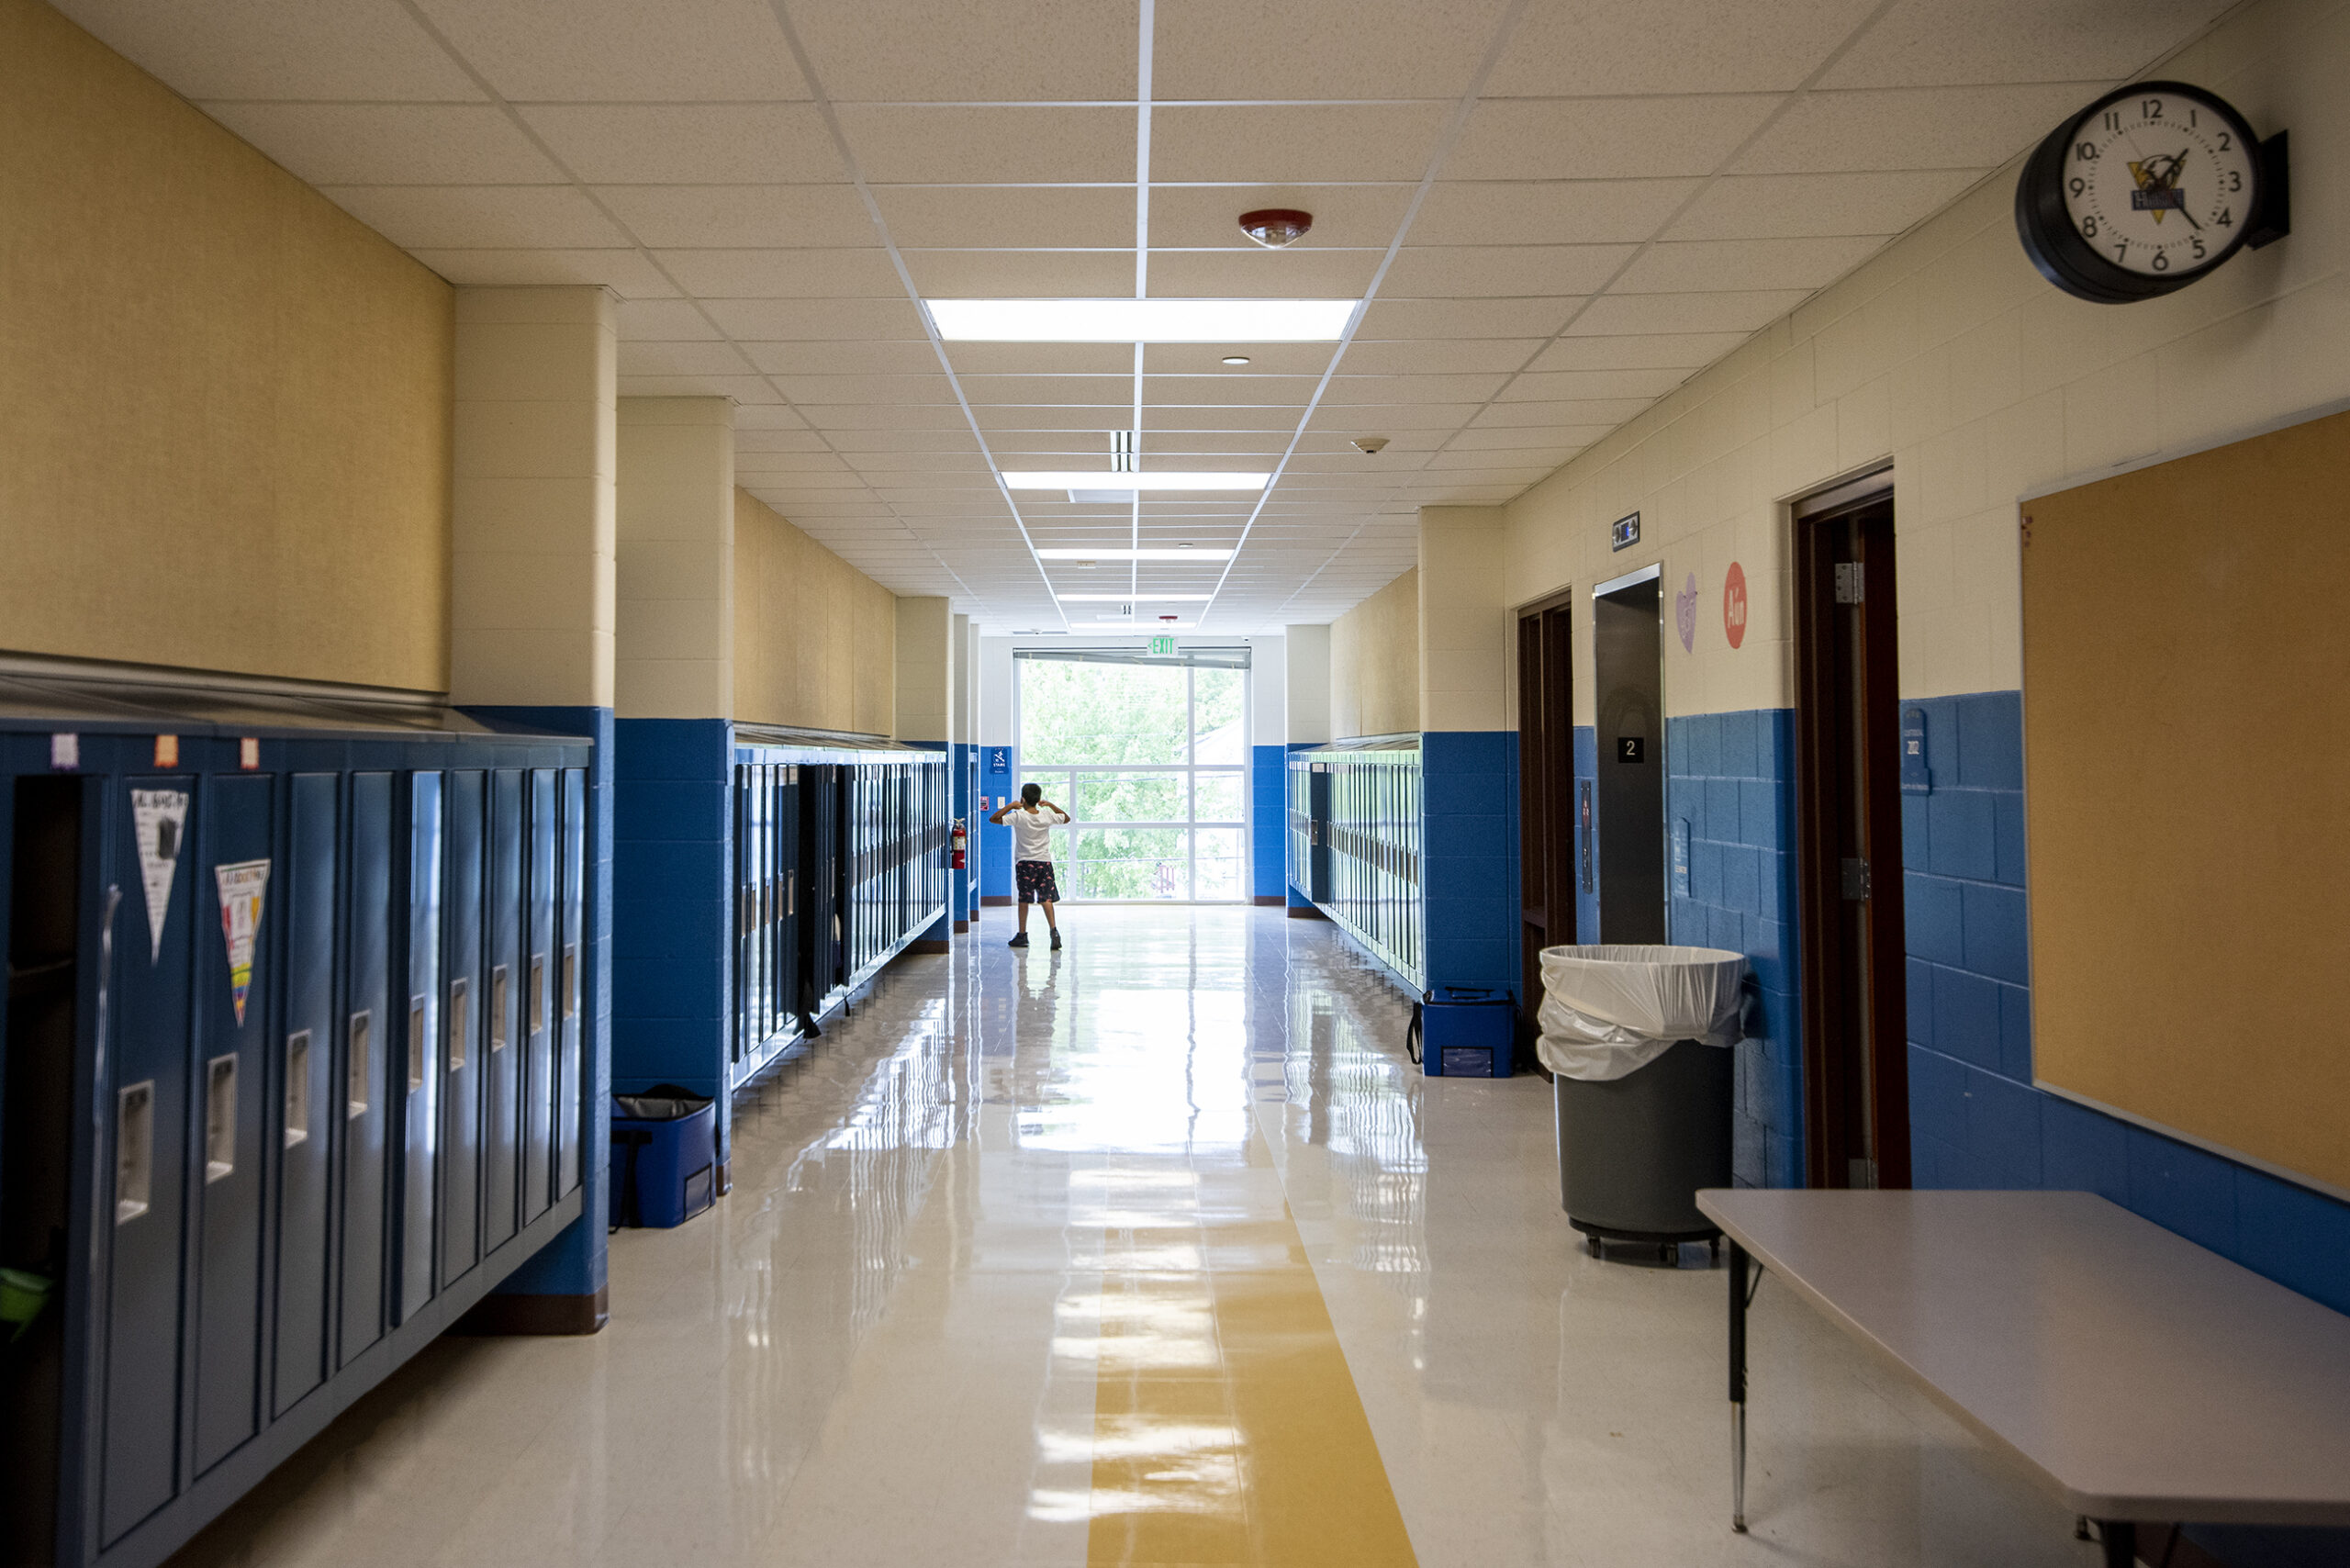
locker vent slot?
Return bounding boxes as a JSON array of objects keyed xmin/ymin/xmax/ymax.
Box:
[
  {"xmin": 116, "ymin": 1081, "xmax": 154, "ymax": 1223},
  {"xmin": 530, "ymin": 955, "xmax": 547, "ymax": 1035},
  {"xmin": 490, "ymin": 966, "xmax": 509, "ymax": 1051},
  {"xmin": 348, "ymin": 1011, "xmax": 372, "ymax": 1118},
  {"xmin": 285, "ymin": 1031, "xmax": 310, "ymax": 1148},
  {"xmin": 408, "ymin": 997, "xmax": 427, "ymax": 1092},
  {"xmin": 447, "ymin": 977, "xmax": 469, "ymax": 1071},
  {"xmin": 204, "ymin": 1054, "xmax": 238, "ymax": 1182},
  {"xmin": 561, "ymin": 944, "xmax": 577, "ymax": 1021}
]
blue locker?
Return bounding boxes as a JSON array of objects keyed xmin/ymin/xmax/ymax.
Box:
[
  {"xmin": 194, "ymin": 772, "xmax": 273, "ymax": 1474},
  {"xmin": 482, "ymin": 770, "xmax": 522, "ymax": 1254},
  {"xmin": 339, "ymin": 772, "xmax": 392, "ymax": 1367},
  {"xmin": 272, "ymin": 774, "xmax": 337, "ymax": 1417},
  {"xmin": 557, "ymin": 767, "xmax": 585, "ymax": 1200},
  {"xmin": 397, "ymin": 774, "xmax": 441, "ymax": 1321},
  {"xmin": 101, "ymin": 773, "xmax": 196, "ymax": 1544},
  {"xmin": 438, "ymin": 771, "xmax": 484, "ymax": 1289},
  {"xmin": 521, "ymin": 770, "xmax": 555, "ymax": 1221}
]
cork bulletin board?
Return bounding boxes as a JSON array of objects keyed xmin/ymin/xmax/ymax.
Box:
[{"xmin": 2022, "ymin": 408, "xmax": 2350, "ymax": 1195}]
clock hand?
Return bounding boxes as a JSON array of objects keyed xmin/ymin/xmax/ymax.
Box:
[{"xmin": 2158, "ymin": 149, "xmax": 2203, "ymax": 230}]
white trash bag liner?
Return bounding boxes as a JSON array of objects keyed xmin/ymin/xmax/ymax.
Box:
[{"xmin": 1538, "ymin": 945, "xmax": 1748, "ymax": 1081}]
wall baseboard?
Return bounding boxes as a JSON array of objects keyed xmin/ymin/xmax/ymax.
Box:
[
  {"xmin": 1286, "ymin": 905, "xmax": 1326, "ymax": 920},
  {"xmin": 981, "ymin": 894, "xmax": 1014, "ymax": 906},
  {"xmin": 452, "ymin": 1285, "xmax": 610, "ymax": 1338},
  {"xmin": 1251, "ymin": 894, "xmax": 1285, "ymax": 906},
  {"xmin": 909, "ymin": 937, "xmax": 950, "ymax": 953}
]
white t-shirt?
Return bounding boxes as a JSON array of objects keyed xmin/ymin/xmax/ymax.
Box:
[{"xmin": 1007, "ymin": 803, "xmax": 1069, "ymax": 860}]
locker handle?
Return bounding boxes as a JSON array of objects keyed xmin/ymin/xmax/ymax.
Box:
[
  {"xmin": 531, "ymin": 954, "xmax": 547, "ymax": 1034},
  {"xmin": 116, "ymin": 1081, "xmax": 154, "ymax": 1224},
  {"xmin": 285, "ymin": 1030, "xmax": 311, "ymax": 1148},
  {"xmin": 490, "ymin": 966, "xmax": 509, "ymax": 1051},
  {"xmin": 408, "ymin": 996, "xmax": 427, "ymax": 1092},
  {"xmin": 204, "ymin": 1054, "xmax": 237, "ymax": 1182},
  {"xmin": 562, "ymin": 944, "xmax": 577, "ymax": 1023},
  {"xmin": 447, "ymin": 977, "xmax": 470, "ymax": 1071},
  {"xmin": 348, "ymin": 1011, "xmax": 373, "ymax": 1118}
]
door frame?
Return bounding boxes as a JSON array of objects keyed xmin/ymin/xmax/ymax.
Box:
[
  {"xmin": 1515, "ymin": 587, "xmax": 1576, "ymax": 1048},
  {"xmin": 1791, "ymin": 467, "xmax": 1912, "ymax": 1190}
]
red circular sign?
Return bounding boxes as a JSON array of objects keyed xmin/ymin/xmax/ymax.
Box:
[{"xmin": 1723, "ymin": 562, "xmax": 1749, "ymax": 649}]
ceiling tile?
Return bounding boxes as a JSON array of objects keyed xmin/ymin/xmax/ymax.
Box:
[
  {"xmin": 1613, "ymin": 234, "xmax": 1884, "ymax": 293},
  {"xmin": 595, "ymin": 185, "xmax": 877, "ymax": 248},
  {"xmin": 408, "ymin": 248, "xmax": 680, "ymax": 296},
  {"xmin": 1444, "ymin": 422, "xmax": 1613, "ymax": 449},
  {"xmin": 874, "ymin": 186, "xmax": 1135, "ymax": 250},
  {"xmin": 1664, "ymin": 169, "xmax": 1982, "ymax": 240},
  {"xmin": 975, "ymin": 407, "xmax": 1134, "ymax": 431},
  {"xmin": 616, "ymin": 374, "xmax": 784, "ymax": 402},
  {"xmin": 1338, "ymin": 339, "xmax": 1541, "ymax": 375},
  {"xmin": 1821, "ymin": 0, "xmax": 2233, "ymax": 88},
  {"xmin": 960, "ymin": 375, "xmax": 1135, "ymax": 405},
  {"xmin": 1733, "ymin": 83, "xmax": 2100, "ymax": 174},
  {"xmin": 800, "ymin": 405, "xmax": 977, "ymax": 430},
  {"xmin": 1446, "ymin": 95, "xmax": 1781, "ymax": 181},
  {"xmin": 1138, "ymin": 406, "xmax": 1303, "ymax": 432},
  {"xmin": 1525, "ymin": 332, "xmax": 1749, "ymax": 371},
  {"xmin": 901, "ymin": 250, "xmax": 1135, "ymax": 297},
  {"xmin": 1354, "ymin": 297, "xmax": 1584, "ymax": 338},
  {"xmin": 1153, "ymin": 0, "xmax": 1516, "ymax": 97},
  {"xmin": 1145, "ymin": 375, "xmax": 1319, "ymax": 405},
  {"xmin": 740, "ymin": 341, "xmax": 947, "ymax": 375},
  {"xmin": 652, "ymin": 248, "xmax": 900, "ymax": 297},
  {"xmin": 619, "ymin": 341, "xmax": 756, "ymax": 376},
  {"xmin": 620, "ymin": 298, "xmax": 724, "ymax": 340},
  {"xmin": 409, "ymin": 0, "xmax": 808, "ymax": 100},
  {"xmin": 1140, "ymin": 343, "xmax": 1335, "ymax": 376},
  {"xmin": 733, "ymin": 427, "xmax": 833, "ymax": 451},
  {"xmin": 322, "ymin": 185, "xmax": 630, "ymax": 249},
  {"xmin": 836, "ymin": 106, "xmax": 1136, "ymax": 184},
  {"xmin": 789, "ymin": 0, "xmax": 1135, "ymax": 101},
  {"xmin": 58, "ymin": 0, "xmax": 481, "ymax": 100},
  {"xmin": 1153, "ymin": 105, "xmax": 1450, "ymax": 184},
  {"xmin": 1304, "ymin": 402, "xmax": 1484, "ymax": 430},
  {"xmin": 1487, "ymin": 0, "xmax": 1883, "ymax": 95},
  {"xmin": 771, "ymin": 374, "xmax": 959, "ymax": 404},
  {"xmin": 731, "ymin": 405, "xmax": 811, "ymax": 430},
  {"xmin": 519, "ymin": 106, "xmax": 841, "ymax": 185},
  {"xmin": 1566, "ymin": 288, "xmax": 1810, "ymax": 335},
  {"xmin": 702, "ymin": 297, "xmax": 929, "ymax": 339},
  {"xmin": 1467, "ymin": 398, "xmax": 1649, "ymax": 427},
  {"xmin": 1500, "ymin": 367, "xmax": 1689, "ymax": 400},
  {"xmin": 948, "ymin": 343, "xmax": 1138, "ymax": 375},
  {"xmin": 1145, "ymin": 249, "xmax": 1382, "ymax": 298},
  {"xmin": 200, "ymin": 103, "xmax": 560, "ymax": 185},
  {"xmin": 1382, "ymin": 244, "xmax": 1634, "ymax": 297},
  {"xmin": 1406, "ymin": 180, "xmax": 1700, "ymax": 246}
]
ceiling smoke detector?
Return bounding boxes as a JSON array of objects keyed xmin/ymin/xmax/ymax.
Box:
[
  {"xmin": 1353, "ymin": 436, "xmax": 1390, "ymax": 455},
  {"xmin": 1238, "ymin": 208, "xmax": 1314, "ymax": 249}
]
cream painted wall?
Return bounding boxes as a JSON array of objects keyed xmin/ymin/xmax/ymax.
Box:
[
  {"xmin": 1283, "ymin": 624, "xmax": 1331, "ymax": 745},
  {"xmin": 1418, "ymin": 507, "xmax": 1510, "ymax": 732},
  {"xmin": 616, "ymin": 397, "xmax": 733, "ymax": 720},
  {"xmin": 0, "ymin": 0, "xmax": 453, "ymax": 690},
  {"xmin": 733, "ymin": 488, "xmax": 896, "ymax": 734},
  {"xmin": 1502, "ymin": 0, "xmax": 2350, "ymax": 722},
  {"xmin": 893, "ymin": 596, "xmax": 952, "ymax": 743},
  {"xmin": 1330, "ymin": 569, "xmax": 1420, "ymax": 738}
]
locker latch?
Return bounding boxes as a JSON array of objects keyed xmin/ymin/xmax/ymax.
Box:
[
  {"xmin": 1834, "ymin": 562, "xmax": 1865, "ymax": 603},
  {"xmin": 1841, "ymin": 857, "xmax": 1872, "ymax": 900}
]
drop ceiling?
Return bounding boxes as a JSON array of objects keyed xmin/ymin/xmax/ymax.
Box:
[{"xmin": 58, "ymin": 0, "xmax": 2233, "ymax": 633}]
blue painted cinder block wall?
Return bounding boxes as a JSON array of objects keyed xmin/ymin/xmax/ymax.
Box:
[
  {"xmin": 950, "ymin": 742, "xmax": 972, "ymax": 925},
  {"xmin": 979, "ymin": 744, "xmax": 1013, "ymax": 901},
  {"xmin": 1904, "ymin": 691, "xmax": 2350, "ymax": 1321},
  {"xmin": 610, "ymin": 717, "xmax": 733, "ymax": 1159},
  {"xmin": 1666, "ymin": 710, "xmax": 1803, "ymax": 1190},
  {"xmin": 463, "ymin": 704, "xmax": 613, "ymax": 1309},
  {"xmin": 1420, "ymin": 730, "xmax": 1519, "ymax": 998},
  {"xmin": 1250, "ymin": 743, "xmax": 1285, "ymax": 901},
  {"xmin": 1571, "ymin": 726, "xmax": 1599, "ymax": 941}
]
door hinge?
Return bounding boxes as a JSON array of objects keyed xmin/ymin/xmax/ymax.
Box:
[
  {"xmin": 1834, "ymin": 561, "xmax": 1865, "ymax": 604},
  {"xmin": 1841, "ymin": 857, "xmax": 1871, "ymax": 900}
]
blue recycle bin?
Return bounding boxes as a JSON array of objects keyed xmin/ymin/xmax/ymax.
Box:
[
  {"xmin": 1415, "ymin": 987, "xmax": 1516, "ymax": 1078},
  {"xmin": 610, "ymin": 1086, "xmax": 718, "ymax": 1228}
]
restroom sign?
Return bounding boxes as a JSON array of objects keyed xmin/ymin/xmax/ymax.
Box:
[{"xmin": 1723, "ymin": 562, "xmax": 1749, "ymax": 649}]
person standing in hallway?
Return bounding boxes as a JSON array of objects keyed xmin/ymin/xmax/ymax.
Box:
[{"xmin": 990, "ymin": 783, "xmax": 1069, "ymax": 948}]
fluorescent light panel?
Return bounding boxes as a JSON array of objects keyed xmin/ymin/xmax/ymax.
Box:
[
  {"xmin": 1003, "ymin": 471, "xmax": 1268, "ymax": 492},
  {"xmin": 1056, "ymin": 593, "xmax": 1212, "ymax": 601},
  {"xmin": 928, "ymin": 298, "xmax": 1357, "ymax": 342},
  {"xmin": 1037, "ymin": 548, "xmax": 1233, "ymax": 561}
]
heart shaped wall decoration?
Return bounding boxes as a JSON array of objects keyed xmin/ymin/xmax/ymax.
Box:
[{"xmin": 1674, "ymin": 572, "xmax": 1697, "ymax": 652}]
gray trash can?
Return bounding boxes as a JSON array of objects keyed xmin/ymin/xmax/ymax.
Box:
[{"xmin": 1537, "ymin": 945, "xmax": 1746, "ymax": 1257}]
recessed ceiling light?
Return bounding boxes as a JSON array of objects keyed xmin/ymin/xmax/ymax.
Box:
[
  {"xmin": 1056, "ymin": 593, "xmax": 1212, "ymax": 602},
  {"xmin": 928, "ymin": 298, "xmax": 1356, "ymax": 342},
  {"xmin": 1002, "ymin": 471, "xmax": 1268, "ymax": 492},
  {"xmin": 1037, "ymin": 548, "xmax": 1234, "ymax": 561},
  {"xmin": 1221, "ymin": 354, "xmax": 1252, "ymax": 365}
]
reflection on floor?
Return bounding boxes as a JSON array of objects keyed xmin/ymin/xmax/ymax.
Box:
[{"xmin": 167, "ymin": 907, "xmax": 2104, "ymax": 1567}]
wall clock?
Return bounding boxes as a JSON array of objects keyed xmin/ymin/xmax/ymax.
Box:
[{"xmin": 2016, "ymin": 80, "xmax": 2288, "ymax": 303}]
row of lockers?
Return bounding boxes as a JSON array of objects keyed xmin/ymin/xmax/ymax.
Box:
[
  {"xmin": 1287, "ymin": 742, "xmax": 1427, "ymax": 992},
  {"xmin": 732, "ymin": 752, "xmax": 951, "ymax": 1086},
  {"xmin": 0, "ymin": 716, "xmax": 591, "ymax": 1568}
]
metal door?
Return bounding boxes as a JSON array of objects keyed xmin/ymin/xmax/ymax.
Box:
[
  {"xmin": 338, "ymin": 773, "xmax": 392, "ymax": 1366},
  {"xmin": 272, "ymin": 773, "xmax": 337, "ymax": 1417},
  {"xmin": 521, "ymin": 770, "xmax": 554, "ymax": 1223},
  {"xmin": 482, "ymin": 770, "xmax": 522, "ymax": 1253},
  {"xmin": 555, "ymin": 767, "xmax": 586, "ymax": 1200},
  {"xmin": 397, "ymin": 773, "xmax": 441, "ymax": 1321},
  {"xmin": 437, "ymin": 772, "xmax": 483, "ymax": 1288}
]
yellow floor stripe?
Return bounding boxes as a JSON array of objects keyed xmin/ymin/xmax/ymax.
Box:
[{"xmin": 1086, "ymin": 1205, "xmax": 1419, "ymax": 1566}]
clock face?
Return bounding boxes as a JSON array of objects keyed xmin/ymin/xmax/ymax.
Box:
[{"xmin": 2060, "ymin": 88, "xmax": 2258, "ymax": 278}]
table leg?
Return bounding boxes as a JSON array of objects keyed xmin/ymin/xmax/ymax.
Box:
[
  {"xmin": 2097, "ymin": 1520, "xmax": 2136, "ymax": 1567},
  {"xmin": 1729, "ymin": 1238, "xmax": 1749, "ymax": 1533}
]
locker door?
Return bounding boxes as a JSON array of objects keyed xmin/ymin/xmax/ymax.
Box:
[
  {"xmin": 776, "ymin": 767, "xmax": 798, "ymax": 1040},
  {"xmin": 101, "ymin": 774, "xmax": 196, "ymax": 1544},
  {"xmin": 521, "ymin": 771, "xmax": 554, "ymax": 1222},
  {"xmin": 272, "ymin": 773, "xmax": 337, "ymax": 1417},
  {"xmin": 555, "ymin": 767, "xmax": 586, "ymax": 1199},
  {"xmin": 733, "ymin": 766, "xmax": 753, "ymax": 1066},
  {"xmin": 397, "ymin": 774, "xmax": 441, "ymax": 1321},
  {"xmin": 194, "ymin": 772, "xmax": 273, "ymax": 1474},
  {"xmin": 482, "ymin": 770, "xmax": 522, "ymax": 1253},
  {"xmin": 755, "ymin": 766, "xmax": 774, "ymax": 1042},
  {"xmin": 340, "ymin": 774, "xmax": 391, "ymax": 1367},
  {"xmin": 438, "ymin": 772, "xmax": 483, "ymax": 1288}
]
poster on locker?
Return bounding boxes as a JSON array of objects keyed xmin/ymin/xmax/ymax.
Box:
[
  {"xmin": 215, "ymin": 858, "xmax": 271, "ymax": 1025},
  {"xmin": 132, "ymin": 789, "xmax": 190, "ymax": 962}
]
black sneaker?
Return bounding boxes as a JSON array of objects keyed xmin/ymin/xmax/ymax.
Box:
[
  {"xmin": 1007, "ymin": 932, "xmax": 1029, "ymax": 948},
  {"xmin": 1048, "ymin": 929, "xmax": 1063, "ymax": 950}
]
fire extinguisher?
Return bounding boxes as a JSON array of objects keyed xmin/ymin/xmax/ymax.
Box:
[{"xmin": 949, "ymin": 820, "xmax": 968, "ymax": 869}]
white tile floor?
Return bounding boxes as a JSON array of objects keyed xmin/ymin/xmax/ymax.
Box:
[{"xmin": 167, "ymin": 907, "xmax": 2107, "ymax": 1567}]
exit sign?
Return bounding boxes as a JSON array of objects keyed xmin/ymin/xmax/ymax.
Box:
[{"xmin": 1149, "ymin": 635, "xmax": 1175, "ymax": 655}]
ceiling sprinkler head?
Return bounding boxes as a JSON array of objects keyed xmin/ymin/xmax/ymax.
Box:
[
  {"xmin": 1159, "ymin": 614, "xmax": 1180, "ymax": 622},
  {"xmin": 1238, "ymin": 208, "xmax": 1314, "ymax": 249},
  {"xmin": 1352, "ymin": 436, "xmax": 1390, "ymax": 455}
]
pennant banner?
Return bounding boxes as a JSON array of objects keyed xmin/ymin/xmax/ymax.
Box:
[
  {"xmin": 131, "ymin": 790, "xmax": 190, "ymax": 963},
  {"xmin": 214, "ymin": 858, "xmax": 270, "ymax": 1026}
]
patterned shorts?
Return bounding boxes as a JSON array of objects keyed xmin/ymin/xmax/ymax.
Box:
[{"xmin": 1015, "ymin": 859, "xmax": 1060, "ymax": 904}]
